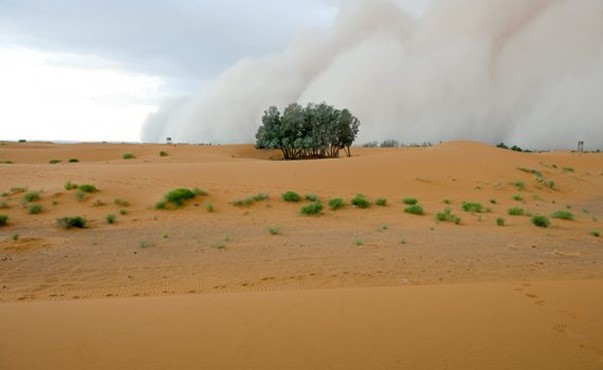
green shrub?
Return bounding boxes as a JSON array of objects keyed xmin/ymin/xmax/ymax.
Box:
[
  {"xmin": 461, "ymin": 202, "xmax": 484, "ymax": 213},
  {"xmin": 402, "ymin": 198, "xmax": 418, "ymax": 205},
  {"xmin": 76, "ymin": 190, "xmax": 86, "ymax": 202},
  {"xmin": 562, "ymin": 167, "xmax": 575, "ymax": 173},
  {"xmin": 489, "ymin": 198, "xmax": 497, "ymax": 204},
  {"xmin": 305, "ymin": 194, "xmax": 319, "ymax": 202},
  {"xmin": 64, "ymin": 181, "xmax": 78, "ymax": 190},
  {"xmin": 351, "ymin": 195, "xmax": 370, "ymax": 209},
  {"xmin": 252, "ymin": 193, "xmax": 269, "ymax": 201},
  {"xmin": 22, "ymin": 191, "xmax": 41, "ymax": 203},
  {"xmin": 531, "ymin": 215, "xmax": 550, "ymax": 228},
  {"xmin": 0, "ymin": 214, "xmax": 7, "ymax": 226},
  {"xmin": 114, "ymin": 198, "xmax": 130, "ymax": 207},
  {"xmin": 268, "ymin": 226, "xmax": 281, "ymax": 235},
  {"xmin": 375, "ymin": 198, "xmax": 387, "ymax": 207},
  {"xmin": 159, "ymin": 151, "xmax": 168, "ymax": 157},
  {"xmin": 106, "ymin": 214, "xmax": 116, "ymax": 224},
  {"xmin": 591, "ymin": 230, "xmax": 600, "ymax": 237},
  {"xmin": 158, "ymin": 188, "xmax": 197, "ymax": 208},
  {"xmin": 442, "ymin": 199, "xmax": 452, "ymax": 205},
  {"xmin": 435, "ymin": 208, "xmax": 461, "ymax": 224},
  {"xmin": 0, "ymin": 201, "xmax": 8, "ymax": 209},
  {"xmin": 301, "ymin": 202, "xmax": 323, "ymax": 215},
  {"xmin": 57, "ymin": 216, "xmax": 87, "ymax": 229},
  {"xmin": 282, "ymin": 190, "xmax": 302, "ymax": 202},
  {"xmin": 78, "ymin": 184, "xmax": 98, "ymax": 193},
  {"xmin": 68, "ymin": 158, "xmax": 79, "ymax": 163},
  {"xmin": 122, "ymin": 153, "xmax": 135, "ymax": 160},
  {"xmin": 496, "ymin": 217, "xmax": 505, "ymax": 226},
  {"xmin": 10, "ymin": 187, "xmax": 26, "ymax": 194},
  {"xmin": 231, "ymin": 197, "xmax": 254, "ymax": 207},
  {"xmin": 205, "ymin": 202, "xmax": 214, "ymax": 212},
  {"xmin": 119, "ymin": 209, "xmax": 128, "ymax": 215},
  {"xmin": 49, "ymin": 159, "xmax": 62, "ymax": 164},
  {"xmin": 28, "ymin": 204, "xmax": 43, "ymax": 214},
  {"xmin": 513, "ymin": 193, "xmax": 523, "ymax": 201},
  {"xmin": 328, "ymin": 198, "xmax": 345, "ymax": 210},
  {"xmin": 508, "ymin": 207, "xmax": 525, "ymax": 216},
  {"xmin": 513, "ymin": 181, "xmax": 525, "ymax": 191},
  {"xmin": 193, "ymin": 188, "xmax": 209, "ymax": 196},
  {"xmin": 404, "ymin": 204, "xmax": 424, "ymax": 215},
  {"xmin": 551, "ymin": 210, "xmax": 574, "ymax": 220}
]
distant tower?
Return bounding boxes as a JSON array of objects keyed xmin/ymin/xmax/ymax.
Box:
[
  {"xmin": 166, "ymin": 137, "xmax": 172, "ymax": 145},
  {"xmin": 577, "ymin": 141, "xmax": 584, "ymax": 152}
]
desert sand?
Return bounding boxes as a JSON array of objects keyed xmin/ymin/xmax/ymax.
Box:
[{"xmin": 0, "ymin": 140, "xmax": 602, "ymax": 369}]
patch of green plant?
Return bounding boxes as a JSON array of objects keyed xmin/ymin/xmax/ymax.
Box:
[
  {"xmin": 513, "ymin": 181, "xmax": 525, "ymax": 191},
  {"xmin": 496, "ymin": 217, "xmax": 505, "ymax": 227},
  {"xmin": 0, "ymin": 201, "xmax": 8, "ymax": 209},
  {"xmin": 305, "ymin": 194, "xmax": 319, "ymax": 202},
  {"xmin": 489, "ymin": 198, "xmax": 497, "ymax": 205},
  {"xmin": 404, "ymin": 204, "xmax": 424, "ymax": 215},
  {"xmin": 534, "ymin": 174, "xmax": 555, "ymax": 189},
  {"xmin": 76, "ymin": 190, "xmax": 87, "ymax": 202},
  {"xmin": 231, "ymin": 197, "xmax": 254, "ymax": 207},
  {"xmin": 11, "ymin": 233, "xmax": 19, "ymax": 241},
  {"xmin": 106, "ymin": 214, "xmax": 116, "ymax": 224},
  {"xmin": 562, "ymin": 167, "xmax": 575, "ymax": 173},
  {"xmin": 114, "ymin": 198, "xmax": 130, "ymax": 207},
  {"xmin": 68, "ymin": 158, "xmax": 79, "ymax": 163},
  {"xmin": 64, "ymin": 181, "xmax": 78, "ymax": 190},
  {"xmin": 267, "ymin": 225, "xmax": 281, "ymax": 235},
  {"xmin": 591, "ymin": 230, "xmax": 600, "ymax": 237},
  {"xmin": 205, "ymin": 202, "xmax": 214, "ymax": 212},
  {"xmin": 351, "ymin": 194, "xmax": 370, "ymax": 209},
  {"xmin": 78, "ymin": 184, "xmax": 98, "ymax": 193},
  {"xmin": 57, "ymin": 216, "xmax": 87, "ymax": 229},
  {"xmin": 378, "ymin": 223, "xmax": 389, "ymax": 231},
  {"xmin": 518, "ymin": 167, "xmax": 542, "ymax": 177},
  {"xmin": 22, "ymin": 191, "xmax": 41, "ymax": 203},
  {"xmin": 301, "ymin": 202, "xmax": 323, "ymax": 215},
  {"xmin": 531, "ymin": 215, "xmax": 550, "ymax": 228},
  {"xmin": 461, "ymin": 202, "xmax": 484, "ymax": 213},
  {"xmin": 10, "ymin": 187, "xmax": 27, "ymax": 194},
  {"xmin": 435, "ymin": 208, "xmax": 461, "ymax": 224},
  {"xmin": 508, "ymin": 207, "xmax": 525, "ymax": 216},
  {"xmin": 355, "ymin": 239, "xmax": 363, "ymax": 247},
  {"xmin": 119, "ymin": 209, "xmax": 128, "ymax": 215},
  {"xmin": 375, "ymin": 198, "xmax": 387, "ymax": 207},
  {"xmin": 49, "ymin": 159, "xmax": 62, "ymax": 164},
  {"xmin": 252, "ymin": 193, "xmax": 269, "ymax": 201},
  {"xmin": 282, "ymin": 190, "xmax": 302, "ymax": 202},
  {"xmin": 139, "ymin": 240, "xmax": 151, "ymax": 248},
  {"xmin": 402, "ymin": 198, "xmax": 418, "ymax": 205},
  {"xmin": 328, "ymin": 198, "xmax": 345, "ymax": 210},
  {"xmin": 159, "ymin": 151, "xmax": 168, "ymax": 157},
  {"xmin": 513, "ymin": 193, "xmax": 523, "ymax": 201},
  {"xmin": 551, "ymin": 210, "xmax": 574, "ymax": 220},
  {"xmin": 192, "ymin": 188, "xmax": 209, "ymax": 196},
  {"xmin": 122, "ymin": 153, "xmax": 135, "ymax": 160},
  {"xmin": 28, "ymin": 204, "xmax": 43, "ymax": 214},
  {"xmin": 212, "ymin": 241, "xmax": 226, "ymax": 251},
  {"xmin": 92, "ymin": 199, "xmax": 105, "ymax": 207},
  {"xmin": 442, "ymin": 199, "xmax": 452, "ymax": 205},
  {"xmin": 0, "ymin": 214, "xmax": 8, "ymax": 226},
  {"xmin": 157, "ymin": 188, "xmax": 197, "ymax": 209}
]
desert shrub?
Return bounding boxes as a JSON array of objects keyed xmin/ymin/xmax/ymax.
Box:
[
  {"xmin": 268, "ymin": 226, "xmax": 281, "ymax": 235},
  {"xmin": 106, "ymin": 214, "xmax": 116, "ymax": 224},
  {"xmin": 119, "ymin": 209, "xmax": 128, "ymax": 215},
  {"xmin": 122, "ymin": 153, "xmax": 135, "ymax": 160},
  {"xmin": 11, "ymin": 187, "xmax": 27, "ymax": 194},
  {"xmin": 513, "ymin": 181, "xmax": 525, "ymax": 191},
  {"xmin": 282, "ymin": 190, "xmax": 302, "ymax": 202},
  {"xmin": 114, "ymin": 198, "xmax": 130, "ymax": 207},
  {"xmin": 68, "ymin": 158, "xmax": 79, "ymax": 163},
  {"xmin": 159, "ymin": 151, "xmax": 168, "ymax": 157},
  {"xmin": 0, "ymin": 215, "xmax": 7, "ymax": 226},
  {"xmin": 402, "ymin": 198, "xmax": 418, "ymax": 205},
  {"xmin": 404, "ymin": 204, "xmax": 424, "ymax": 215},
  {"xmin": 22, "ymin": 191, "xmax": 41, "ymax": 203},
  {"xmin": 508, "ymin": 207, "xmax": 525, "ymax": 216},
  {"xmin": 205, "ymin": 202, "xmax": 214, "ymax": 212},
  {"xmin": 252, "ymin": 193, "xmax": 269, "ymax": 201},
  {"xmin": 461, "ymin": 202, "xmax": 484, "ymax": 213},
  {"xmin": 49, "ymin": 159, "xmax": 61, "ymax": 164},
  {"xmin": 518, "ymin": 167, "xmax": 542, "ymax": 177},
  {"xmin": 64, "ymin": 181, "xmax": 78, "ymax": 190},
  {"xmin": 489, "ymin": 198, "xmax": 497, "ymax": 204},
  {"xmin": 328, "ymin": 198, "xmax": 345, "ymax": 210},
  {"xmin": 442, "ymin": 199, "xmax": 452, "ymax": 205},
  {"xmin": 562, "ymin": 167, "xmax": 575, "ymax": 173},
  {"xmin": 28, "ymin": 204, "xmax": 43, "ymax": 214},
  {"xmin": 536, "ymin": 176, "xmax": 556, "ymax": 189},
  {"xmin": 305, "ymin": 194, "xmax": 319, "ymax": 202},
  {"xmin": 531, "ymin": 215, "xmax": 550, "ymax": 228},
  {"xmin": 78, "ymin": 184, "xmax": 98, "ymax": 193},
  {"xmin": 231, "ymin": 197, "xmax": 254, "ymax": 207},
  {"xmin": 57, "ymin": 216, "xmax": 87, "ymax": 229},
  {"xmin": 76, "ymin": 190, "xmax": 87, "ymax": 202},
  {"xmin": 157, "ymin": 188, "xmax": 197, "ymax": 209},
  {"xmin": 436, "ymin": 208, "xmax": 461, "ymax": 224},
  {"xmin": 0, "ymin": 201, "xmax": 8, "ymax": 209},
  {"xmin": 551, "ymin": 210, "xmax": 574, "ymax": 220},
  {"xmin": 513, "ymin": 193, "xmax": 523, "ymax": 201},
  {"xmin": 301, "ymin": 202, "xmax": 323, "ymax": 215},
  {"xmin": 375, "ymin": 198, "xmax": 387, "ymax": 207},
  {"xmin": 496, "ymin": 217, "xmax": 505, "ymax": 226},
  {"xmin": 193, "ymin": 188, "xmax": 209, "ymax": 196},
  {"xmin": 591, "ymin": 230, "xmax": 600, "ymax": 237},
  {"xmin": 351, "ymin": 194, "xmax": 370, "ymax": 209}
]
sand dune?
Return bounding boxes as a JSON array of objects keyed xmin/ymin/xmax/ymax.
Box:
[{"xmin": 0, "ymin": 140, "xmax": 602, "ymax": 369}]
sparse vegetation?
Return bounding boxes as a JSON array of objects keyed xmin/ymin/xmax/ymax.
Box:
[
  {"xmin": 517, "ymin": 167, "xmax": 543, "ymax": 177},
  {"xmin": 551, "ymin": 210, "xmax": 574, "ymax": 220},
  {"xmin": 282, "ymin": 190, "xmax": 302, "ymax": 202},
  {"xmin": 76, "ymin": 190, "xmax": 87, "ymax": 202},
  {"xmin": 305, "ymin": 194, "xmax": 319, "ymax": 202},
  {"xmin": 513, "ymin": 193, "xmax": 523, "ymax": 202},
  {"xmin": 156, "ymin": 188, "xmax": 200, "ymax": 209},
  {"xmin": 531, "ymin": 215, "xmax": 550, "ymax": 228},
  {"xmin": 11, "ymin": 233, "xmax": 19, "ymax": 241},
  {"xmin": 28, "ymin": 204, "xmax": 43, "ymax": 214},
  {"xmin": 114, "ymin": 198, "xmax": 130, "ymax": 207},
  {"xmin": 591, "ymin": 230, "xmax": 600, "ymax": 237},
  {"xmin": 402, "ymin": 198, "xmax": 418, "ymax": 205},
  {"xmin": 489, "ymin": 198, "xmax": 497, "ymax": 205},
  {"xmin": 355, "ymin": 239, "xmax": 363, "ymax": 246},
  {"xmin": 351, "ymin": 194, "xmax": 370, "ymax": 209},
  {"xmin": 119, "ymin": 209, "xmax": 128, "ymax": 215},
  {"xmin": 231, "ymin": 193, "xmax": 269, "ymax": 207},
  {"xmin": 508, "ymin": 207, "xmax": 525, "ymax": 216},
  {"xmin": 301, "ymin": 202, "xmax": 323, "ymax": 215},
  {"xmin": 92, "ymin": 199, "xmax": 105, "ymax": 207},
  {"xmin": 328, "ymin": 198, "xmax": 345, "ymax": 210},
  {"xmin": 159, "ymin": 151, "xmax": 169, "ymax": 157},
  {"xmin": 193, "ymin": 188, "xmax": 209, "ymax": 196},
  {"xmin": 379, "ymin": 223, "xmax": 389, "ymax": 231},
  {"xmin": 436, "ymin": 208, "xmax": 461, "ymax": 224},
  {"xmin": 375, "ymin": 198, "xmax": 387, "ymax": 207},
  {"xmin": 562, "ymin": 167, "xmax": 575, "ymax": 173},
  {"xmin": 442, "ymin": 199, "xmax": 452, "ymax": 205},
  {"xmin": 496, "ymin": 217, "xmax": 505, "ymax": 227},
  {"xmin": 205, "ymin": 202, "xmax": 214, "ymax": 212},
  {"xmin": 461, "ymin": 202, "xmax": 484, "ymax": 213},
  {"xmin": 0, "ymin": 201, "xmax": 8, "ymax": 209},
  {"xmin": 404, "ymin": 204, "xmax": 424, "ymax": 215},
  {"xmin": 78, "ymin": 184, "xmax": 98, "ymax": 193},
  {"xmin": 268, "ymin": 225, "xmax": 281, "ymax": 235},
  {"xmin": 49, "ymin": 159, "xmax": 62, "ymax": 164},
  {"xmin": 57, "ymin": 216, "xmax": 87, "ymax": 229},
  {"xmin": 122, "ymin": 153, "xmax": 135, "ymax": 160},
  {"xmin": 513, "ymin": 181, "xmax": 525, "ymax": 191},
  {"xmin": 0, "ymin": 214, "xmax": 8, "ymax": 226},
  {"xmin": 22, "ymin": 191, "xmax": 41, "ymax": 203},
  {"xmin": 106, "ymin": 214, "xmax": 116, "ymax": 224},
  {"xmin": 68, "ymin": 158, "xmax": 79, "ymax": 163},
  {"xmin": 64, "ymin": 181, "xmax": 78, "ymax": 190}
]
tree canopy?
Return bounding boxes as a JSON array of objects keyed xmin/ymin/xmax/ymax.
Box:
[{"xmin": 255, "ymin": 102, "xmax": 360, "ymax": 160}]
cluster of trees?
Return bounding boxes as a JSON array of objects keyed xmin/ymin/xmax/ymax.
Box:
[{"xmin": 255, "ymin": 102, "xmax": 360, "ymax": 160}]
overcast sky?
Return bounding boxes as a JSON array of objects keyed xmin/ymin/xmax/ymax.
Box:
[{"xmin": 0, "ymin": 0, "xmax": 345, "ymax": 141}]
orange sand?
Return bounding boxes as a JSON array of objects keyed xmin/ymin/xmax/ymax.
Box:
[{"xmin": 0, "ymin": 140, "xmax": 602, "ymax": 369}]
